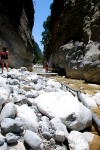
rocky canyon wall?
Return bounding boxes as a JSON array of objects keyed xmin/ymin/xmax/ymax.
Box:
[
  {"xmin": 49, "ymin": 0, "xmax": 100, "ymax": 83},
  {"xmin": 0, "ymin": 0, "xmax": 34, "ymax": 70}
]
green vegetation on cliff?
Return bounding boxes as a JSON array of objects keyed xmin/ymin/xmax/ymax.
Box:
[
  {"xmin": 33, "ymin": 41, "xmax": 43, "ymax": 64},
  {"xmin": 41, "ymin": 3, "xmax": 53, "ymax": 61},
  {"xmin": 41, "ymin": 16, "xmax": 52, "ymax": 61}
]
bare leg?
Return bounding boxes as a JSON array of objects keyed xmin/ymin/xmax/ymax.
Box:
[
  {"xmin": 5, "ymin": 62, "xmax": 8, "ymax": 72},
  {"xmin": 1, "ymin": 61, "xmax": 4, "ymax": 73}
]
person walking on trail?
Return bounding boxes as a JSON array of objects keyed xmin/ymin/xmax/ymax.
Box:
[
  {"xmin": 0, "ymin": 46, "xmax": 10, "ymax": 73},
  {"xmin": 45, "ymin": 62, "xmax": 48, "ymax": 73}
]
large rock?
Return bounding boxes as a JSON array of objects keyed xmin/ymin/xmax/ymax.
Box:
[
  {"xmin": 24, "ymin": 130, "xmax": 42, "ymax": 149},
  {"xmin": 83, "ymin": 42, "xmax": 100, "ymax": 83},
  {"xmin": 1, "ymin": 118, "xmax": 24, "ymax": 134},
  {"xmin": 50, "ymin": 117, "xmax": 69, "ymax": 138},
  {"xmin": 52, "ymin": 41, "xmax": 85, "ymax": 80},
  {"xmin": 16, "ymin": 104, "xmax": 39, "ymax": 133},
  {"xmin": 0, "ymin": 102, "xmax": 17, "ymax": 122},
  {"xmin": 68, "ymin": 131, "xmax": 89, "ymax": 150},
  {"xmin": 50, "ymin": 41, "xmax": 100, "ymax": 83},
  {"xmin": 34, "ymin": 92, "xmax": 92, "ymax": 131}
]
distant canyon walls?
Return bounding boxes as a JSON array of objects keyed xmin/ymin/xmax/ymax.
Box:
[
  {"xmin": 49, "ymin": 0, "xmax": 100, "ymax": 83},
  {"xmin": 0, "ymin": 0, "xmax": 34, "ymax": 70}
]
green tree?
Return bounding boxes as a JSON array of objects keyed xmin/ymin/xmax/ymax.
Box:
[
  {"xmin": 41, "ymin": 16, "xmax": 51, "ymax": 46},
  {"xmin": 41, "ymin": 16, "xmax": 52, "ymax": 61},
  {"xmin": 33, "ymin": 41, "xmax": 43, "ymax": 64}
]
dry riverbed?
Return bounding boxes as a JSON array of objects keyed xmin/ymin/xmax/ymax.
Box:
[
  {"xmin": 48, "ymin": 76, "xmax": 100, "ymax": 150},
  {"xmin": 33, "ymin": 66, "xmax": 100, "ymax": 150}
]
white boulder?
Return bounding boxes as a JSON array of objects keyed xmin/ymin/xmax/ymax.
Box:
[
  {"xmin": 34, "ymin": 92, "xmax": 92, "ymax": 130},
  {"xmin": 68, "ymin": 131, "xmax": 89, "ymax": 150},
  {"xmin": 16, "ymin": 104, "xmax": 39, "ymax": 133}
]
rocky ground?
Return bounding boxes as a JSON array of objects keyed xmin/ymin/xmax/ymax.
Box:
[
  {"xmin": 0, "ymin": 65, "xmax": 99, "ymax": 150},
  {"xmin": 33, "ymin": 65, "xmax": 100, "ymax": 150}
]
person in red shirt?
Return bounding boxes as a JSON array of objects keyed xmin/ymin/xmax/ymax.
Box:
[
  {"xmin": 0, "ymin": 46, "xmax": 10, "ymax": 73},
  {"xmin": 45, "ymin": 62, "xmax": 48, "ymax": 73}
]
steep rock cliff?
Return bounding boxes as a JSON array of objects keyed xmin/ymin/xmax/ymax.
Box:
[
  {"xmin": 49, "ymin": 0, "xmax": 100, "ymax": 83},
  {"xmin": 0, "ymin": 0, "xmax": 34, "ymax": 70}
]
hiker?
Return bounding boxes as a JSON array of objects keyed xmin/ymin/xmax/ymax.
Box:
[
  {"xmin": 45, "ymin": 62, "xmax": 48, "ymax": 73},
  {"xmin": 0, "ymin": 46, "xmax": 10, "ymax": 73}
]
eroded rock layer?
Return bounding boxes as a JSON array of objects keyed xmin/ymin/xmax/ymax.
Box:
[
  {"xmin": 49, "ymin": 0, "xmax": 100, "ymax": 83},
  {"xmin": 0, "ymin": 0, "xmax": 34, "ymax": 70}
]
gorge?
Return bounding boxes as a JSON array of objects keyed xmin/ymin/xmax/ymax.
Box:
[{"xmin": 0, "ymin": 0, "xmax": 100, "ymax": 83}]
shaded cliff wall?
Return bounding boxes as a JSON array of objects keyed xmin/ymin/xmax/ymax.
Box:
[
  {"xmin": 0, "ymin": 0, "xmax": 34, "ymax": 70},
  {"xmin": 49, "ymin": 0, "xmax": 100, "ymax": 83}
]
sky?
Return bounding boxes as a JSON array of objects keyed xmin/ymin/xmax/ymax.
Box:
[{"xmin": 32, "ymin": 0, "xmax": 53, "ymax": 52}]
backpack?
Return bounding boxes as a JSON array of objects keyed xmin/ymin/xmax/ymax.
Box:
[{"xmin": 1, "ymin": 51, "xmax": 8, "ymax": 59}]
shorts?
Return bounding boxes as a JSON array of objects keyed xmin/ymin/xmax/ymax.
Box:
[
  {"xmin": 45, "ymin": 67, "xmax": 48, "ymax": 71},
  {"xmin": 1, "ymin": 59, "xmax": 8, "ymax": 63}
]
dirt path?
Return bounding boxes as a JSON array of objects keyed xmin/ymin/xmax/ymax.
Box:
[
  {"xmin": 32, "ymin": 65, "xmax": 45, "ymax": 74},
  {"xmin": 33, "ymin": 65, "xmax": 100, "ymax": 95}
]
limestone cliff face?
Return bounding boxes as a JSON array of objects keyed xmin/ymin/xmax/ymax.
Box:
[
  {"xmin": 0, "ymin": 0, "xmax": 34, "ymax": 70},
  {"xmin": 49, "ymin": 0, "xmax": 100, "ymax": 83}
]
